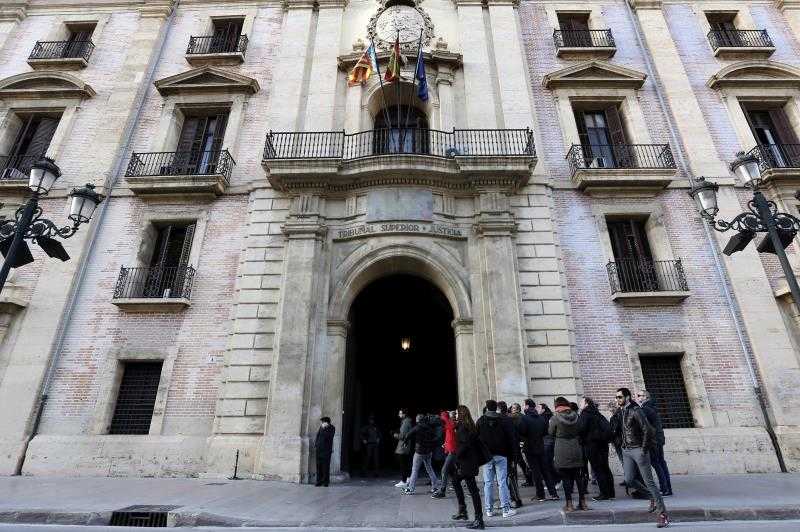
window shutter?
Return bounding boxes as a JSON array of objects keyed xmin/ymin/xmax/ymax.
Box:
[
  {"xmin": 22, "ymin": 117, "xmax": 59, "ymax": 158},
  {"xmin": 742, "ymin": 105, "xmax": 760, "ymax": 143},
  {"xmin": 150, "ymin": 225, "xmax": 173, "ymax": 267},
  {"xmin": 177, "ymin": 223, "xmax": 196, "ymax": 269},
  {"xmin": 177, "ymin": 117, "xmax": 202, "ymax": 153},
  {"xmin": 573, "ymin": 110, "xmax": 590, "ymax": 147},
  {"xmin": 210, "ymin": 113, "xmax": 229, "ymax": 153},
  {"xmin": 769, "ymin": 109, "xmax": 799, "ymax": 145},
  {"xmin": 605, "ymin": 105, "xmax": 627, "ymax": 145}
]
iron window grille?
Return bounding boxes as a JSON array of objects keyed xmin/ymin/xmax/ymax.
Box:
[
  {"xmin": 108, "ymin": 361, "xmax": 163, "ymax": 435},
  {"xmin": 639, "ymin": 355, "xmax": 694, "ymax": 429},
  {"xmin": 707, "ymin": 29, "xmax": 773, "ymax": 50},
  {"xmin": 567, "ymin": 144, "xmax": 676, "ymax": 174},
  {"xmin": 29, "ymin": 40, "xmax": 95, "ymax": 62},
  {"xmin": 607, "ymin": 259, "xmax": 689, "ymax": 294},
  {"xmin": 125, "ymin": 150, "xmax": 235, "ymax": 182},
  {"xmin": 187, "ymin": 34, "xmax": 248, "ymax": 56},
  {"xmin": 745, "ymin": 143, "xmax": 800, "ymax": 171},
  {"xmin": 0, "ymin": 154, "xmax": 40, "ymax": 181},
  {"xmin": 113, "ymin": 265, "xmax": 195, "ymax": 300},
  {"xmin": 553, "ymin": 29, "xmax": 615, "ymax": 49}
]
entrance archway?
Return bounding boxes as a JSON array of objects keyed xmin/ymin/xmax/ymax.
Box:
[{"xmin": 340, "ymin": 274, "xmax": 458, "ymax": 477}]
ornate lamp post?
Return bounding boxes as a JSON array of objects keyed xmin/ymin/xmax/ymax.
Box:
[{"xmin": 0, "ymin": 157, "xmax": 103, "ymax": 294}]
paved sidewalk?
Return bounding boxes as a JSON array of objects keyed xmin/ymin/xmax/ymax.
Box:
[{"xmin": 0, "ymin": 474, "xmax": 798, "ymax": 528}]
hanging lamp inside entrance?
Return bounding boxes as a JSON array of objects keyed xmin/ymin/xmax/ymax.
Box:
[{"xmin": 400, "ymin": 337, "xmax": 411, "ymax": 351}]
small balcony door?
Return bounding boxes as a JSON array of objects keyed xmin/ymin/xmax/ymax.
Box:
[
  {"xmin": 3, "ymin": 115, "xmax": 59, "ymax": 179},
  {"xmin": 64, "ymin": 25, "xmax": 94, "ymax": 58},
  {"xmin": 373, "ymin": 105, "xmax": 429, "ymax": 155},
  {"xmin": 608, "ymin": 219, "xmax": 658, "ymax": 292},
  {"xmin": 707, "ymin": 13, "xmax": 742, "ymax": 47},
  {"xmin": 575, "ymin": 106, "xmax": 627, "ymax": 168},
  {"xmin": 145, "ymin": 223, "xmax": 196, "ymax": 298},
  {"xmin": 210, "ymin": 19, "xmax": 243, "ymax": 54},
  {"xmin": 558, "ymin": 13, "xmax": 591, "ymax": 47},
  {"xmin": 744, "ymin": 106, "xmax": 800, "ymax": 168},
  {"xmin": 176, "ymin": 113, "xmax": 228, "ymax": 174}
]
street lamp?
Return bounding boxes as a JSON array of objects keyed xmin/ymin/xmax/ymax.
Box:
[{"xmin": 0, "ymin": 157, "xmax": 103, "ymax": 294}]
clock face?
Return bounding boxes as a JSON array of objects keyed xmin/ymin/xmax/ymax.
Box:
[{"xmin": 375, "ymin": 5, "xmax": 426, "ymax": 45}]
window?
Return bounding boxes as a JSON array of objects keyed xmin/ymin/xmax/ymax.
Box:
[
  {"xmin": 109, "ymin": 361, "xmax": 163, "ymax": 435},
  {"xmin": 209, "ymin": 18, "xmax": 243, "ymax": 54},
  {"xmin": 142, "ymin": 223, "xmax": 196, "ymax": 298},
  {"xmin": 1, "ymin": 113, "xmax": 60, "ymax": 180},
  {"xmin": 607, "ymin": 218, "xmax": 659, "ymax": 292},
  {"xmin": 706, "ymin": 12, "xmax": 742, "ymax": 47},
  {"xmin": 373, "ymin": 105, "xmax": 429, "ymax": 155},
  {"xmin": 742, "ymin": 103, "xmax": 800, "ymax": 167},
  {"xmin": 639, "ymin": 355, "xmax": 694, "ymax": 429},
  {"xmin": 173, "ymin": 111, "xmax": 228, "ymax": 174},
  {"xmin": 574, "ymin": 105, "xmax": 627, "ymax": 167},
  {"xmin": 557, "ymin": 13, "xmax": 591, "ymax": 47}
]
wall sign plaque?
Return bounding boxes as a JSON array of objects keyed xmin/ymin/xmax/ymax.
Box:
[{"xmin": 333, "ymin": 222, "xmax": 466, "ymax": 241}]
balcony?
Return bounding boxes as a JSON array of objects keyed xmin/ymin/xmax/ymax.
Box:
[
  {"xmin": 262, "ymin": 128, "xmax": 537, "ymax": 191},
  {"xmin": 112, "ymin": 265, "xmax": 195, "ymax": 312},
  {"xmin": 124, "ymin": 150, "xmax": 234, "ymax": 196},
  {"xmin": 185, "ymin": 34, "xmax": 248, "ymax": 66},
  {"xmin": 744, "ymin": 143, "xmax": 800, "ymax": 188},
  {"xmin": 566, "ymin": 144, "xmax": 676, "ymax": 195},
  {"xmin": 27, "ymin": 40, "xmax": 94, "ymax": 69},
  {"xmin": 553, "ymin": 29, "xmax": 616, "ymax": 58},
  {"xmin": 707, "ymin": 29, "xmax": 774, "ymax": 58},
  {"xmin": 0, "ymin": 154, "xmax": 38, "ymax": 192},
  {"xmin": 607, "ymin": 259, "xmax": 690, "ymax": 306}
]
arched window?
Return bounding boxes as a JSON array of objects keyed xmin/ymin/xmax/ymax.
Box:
[{"xmin": 373, "ymin": 105, "xmax": 429, "ymax": 155}]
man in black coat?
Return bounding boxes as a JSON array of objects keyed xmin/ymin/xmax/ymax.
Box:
[
  {"xmin": 523, "ymin": 399, "xmax": 559, "ymax": 501},
  {"xmin": 476, "ymin": 400, "xmax": 517, "ymax": 518},
  {"xmin": 639, "ymin": 390, "xmax": 673, "ymax": 496},
  {"xmin": 577, "ymin": 398, "xmax": 615, "ymax": 500},
  {"xmin": 315, "ymin": 416, "xmax": 335, "ymax": 487}
]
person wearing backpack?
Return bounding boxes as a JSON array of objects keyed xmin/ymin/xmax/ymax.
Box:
[{"xmin": 578, "ymin": 397, "xmax": 615, "ymax": 500}]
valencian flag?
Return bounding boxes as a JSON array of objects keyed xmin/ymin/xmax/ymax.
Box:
[
  {"xmin": 384, "ymin": 37, "xmax": 406, "ymax": 83},
  {"xmin": 348, "ymin": 43, "xmax": 378, "ymax": 86},
  {"xmin": 414, "ymin": 46, "xmax": 428, "ymax": 101}
]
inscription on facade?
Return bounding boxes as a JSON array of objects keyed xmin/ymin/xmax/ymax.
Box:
[{"xmin": 334, "ymin": 222, "xmax": 466, "ymax": 241}]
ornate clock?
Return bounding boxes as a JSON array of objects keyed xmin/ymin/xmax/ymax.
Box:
[{"xmin": 368, "ymin": 2, "xmax": 434, "ymax": 50}]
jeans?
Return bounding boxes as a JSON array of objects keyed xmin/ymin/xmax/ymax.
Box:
[
  {"xmin": 586, "ymin": 442, "xmax": 615, "ymax": 498},
  {"xmin": 524, "ymin": 450, "xmax": 558, "ymax": 498},
  {"xmin": 439, "ymin": 452, "xmax": 456, "ymax": 493},
  {"xmin": 483, "ymin": 455, "xmax": 511, "ymax": 512},
  {"xmin": 558, "ymin": 467, "xmax": 586, "ymax": 500},
  {"xmin": 453, "ymin": 474, "xmax": 483, "ymax": 521},
  {"xmin": 623, "ymin": 447, "xmax": 666, "ymax": 513},
  {"xmin": 407, "ymin": 451, "xmax": 439, "ymax": 492},
  {"xmin": 649, "ymin": 443, "xmax": 672, "ymax": 494}
]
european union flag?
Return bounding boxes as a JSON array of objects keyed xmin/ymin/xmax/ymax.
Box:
[{"xmin": 415, "ymin": 47, "xmax": 429, "ymax": 102}]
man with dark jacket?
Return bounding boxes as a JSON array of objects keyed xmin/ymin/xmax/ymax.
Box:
[
  {"xmin": 639, "ymin": 390, "xmax": 673, "ymax": 496},
  {"xmin": 501, "ymin": 402, "xmax": 524, "ymax": 509},
  {"xmin": 614, "ymin": 388, "xmax": 669, "ymax": 528},
  {"xmin": 476, "ymin": 400, "xmax": 517, "ymax": 518},
  {"xmin": 577, "ymin": 398, "xmax": 615, "ymax": 500},
  {"xmin": 315, "ymin": 417, "xmax": 335, "ymax": 487},
  {"xmin": 402, "ymin": 414, "xmax": 441, "ymax": 494},
  {"xmin": 523, "ymin": 399, "xmax": 559, "ymax": 501},
  {"xmin": 360, "ymin": 415, "xmax": 381, "ymax": 477}
]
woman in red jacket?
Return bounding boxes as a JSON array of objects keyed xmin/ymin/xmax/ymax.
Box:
[{"xmin": 432, "ymin": 410, "xmax": 457, "ymax": 498}]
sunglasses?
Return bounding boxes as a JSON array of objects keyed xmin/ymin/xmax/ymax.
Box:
[{"xmin": 615, "ymin": 395, "xmax": 624, "ymax": 399}]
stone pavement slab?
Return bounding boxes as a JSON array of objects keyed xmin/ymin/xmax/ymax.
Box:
[{"xmin": 0, "ymin": 474, "xmax": 798, "ymax": 527}]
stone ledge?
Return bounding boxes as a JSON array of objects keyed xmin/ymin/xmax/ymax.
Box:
[
  {"xmin": 572, "ymin": 168, "xmax": 675, "ymax": 196},
  {"xmin": 185, "ymin": 52, "xmax": 245, "ymax": 67},
  {"xmin": 126, "ymin": 174, "xmax": 228, "ymax": 197},
  {"xmin": 0, "ymin": 178, "xmax": 30, "ymax": 193},
  {"xmin": 111, "ymin": 297, "xmax": 191, "ymax": 312},
  {"xmin": 556, "ymin": 46, "xmax": 616, "ymax": 59},
  {"xmin": 712, "ymin": 46, "xmax": 776, "ymax": 59},
  {"xmin": 611, "ymin": 290, "xmax": 690, "ymax": 306},
  {"xmin": 27, "ymin": 57, "xmax": 88, "ymax": 70},
  {"xmin": 760, "ymin": 167, "xmax": 800, "ymax": 188}
]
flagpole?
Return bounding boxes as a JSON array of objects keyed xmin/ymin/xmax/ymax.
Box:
[
  {"xmin": 401, "ymin": 30, "xmax": 424, "ymax": 149},
  {"xmin": 369, "ymin": 39, "xmax": 393, "ymax": 134}
]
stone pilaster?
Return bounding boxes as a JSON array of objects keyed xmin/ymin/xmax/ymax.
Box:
[
  {"xmin": 323, "ymin": 320, "xmax": 348, "ymax": 477},
  {"xmin": 455, "ymin": 1, "xmax": 499, "ymax": 128},
  {"xmin": 776, "ymin": 1, "xmax": 800, "ymax": 42},
  {"xmin": 436, "ymin": 68, "xmax": 455, "ymax": 131},
  {"xmin": 0, "ymin": 0, "xmax": 27, "ymax": 49},
  {"xmin": 302, "ymin": 0, "xmax": 346, "ymax": 131},
  {"xmin": 452, "ymin": 318, "xmax": 485, "ymax": 415}
]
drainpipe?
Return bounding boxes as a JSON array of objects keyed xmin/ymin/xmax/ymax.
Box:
[
  {"xmin": 623, "ymin": 2, "xmax": 787, "ymax": 472},
  {"xmin": 14, "ymin": 0, "xmax": 181, "ymax": 475}
]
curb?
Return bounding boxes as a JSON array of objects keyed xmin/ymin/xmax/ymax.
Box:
[{"xmin": 1, "ymin": 506, "xmax": 799, "ymax": 527}]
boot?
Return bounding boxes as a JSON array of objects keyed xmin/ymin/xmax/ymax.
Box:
[
  {"xmin": 466, "ymin": 517, "xmax": 485, "ymax": 530},
  {"xmin": 578, "ymin": 496, "xmax": 590, "ymax": 511},
  {"xmin": 648, "ymin": 499, "xmax": 657, "ymax": 513},
  {"xmin": 451, "ymin": 508, "xmax": 468, "ymax": 521},
  {"xmin": 563, "ymin": 499, "xmax": 575, "ymax": 512},
  {"xmin": 657, "ymin": 512, "xmax": 670, "ymax": 528}
]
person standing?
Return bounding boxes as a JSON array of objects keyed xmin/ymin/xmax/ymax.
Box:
[
  {"xmin": 639, "ymin": 390, "xmax": 673, "ymax": 496},
  {"xmin": 578, "ymin": 398, "xmax": 615, "ymax": 500},
  {"xmin": 539, "ymin": 403, "xmax": 561, "ymax": 487},
  {"xmin": 451, "ymin": 405, "xmax": 485, "ymax": 530},
  {"xmin": 614, "ymin": 388, "xmax": 669, "ymax": 528},
  {"xmin": 433, "ymin": 410, "xmax": 456, "ymax": 499},
  {"xmin": 500, "ymin": 401, "xmax": 524, "ymax": 509},
  {"xmin": 476, "ymin": 399, "xmax": 517, "ymax": 519},
  {"xmin": 393, "ymin": 408, "xmax": 413, "ymax": 488},
  {"xmin": 523, "ymin": 399, "xmax": 559, "ymax": 501},
  {"xmin": 402, "ymin": 414, "xmax": 441, "ymax": 494},
  {"xmin": 360, "ymin": 415, "xmax": 381, "ymax": 478},
  {"xmin": 549, "ymin": 397, "xmax": 588, "ymax": 511},
  {"xmin": 315, "ymin": 417, "xmax": 335, "ymax": 487}
]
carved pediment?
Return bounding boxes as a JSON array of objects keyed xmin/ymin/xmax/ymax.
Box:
[
  {"xmin": 543, "ymin": 61, "xmax": 647, "ymax": 90},
  {"xmin": 154, "ymin": 66, "xmax": 259, "ymax": 96},
  {"xmin": 707, "ymin": 61, "xmax": 800, "ymax": 89},
  {"xmin": 0, "ymin": 72, "xmax": 95, "ymax": 100}
]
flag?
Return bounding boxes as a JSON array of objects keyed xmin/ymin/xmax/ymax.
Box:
[
  {"xmin": 348, "ymin": 43, "xmax": 378, "ymax": 87},
  {"xmin": 414, "ymin": 47, "xmax": 428, "ymax": 102},
  {"xmin": 384, "ymin": 37, "xmax": 406, "ymax": 83}
]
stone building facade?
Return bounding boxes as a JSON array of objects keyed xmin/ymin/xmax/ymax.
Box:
[{"xmin": 0, "ymin": 0, "xmax": 798, "ymax": 482}]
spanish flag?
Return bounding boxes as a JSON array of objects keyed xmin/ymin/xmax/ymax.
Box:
[
  {"xmin": 348, "ymin": 43, "xmax": 378, "ymax": 87},
  {"xmin": 384, "ymin": 37, "xmax": 406, "ymax": 83}
]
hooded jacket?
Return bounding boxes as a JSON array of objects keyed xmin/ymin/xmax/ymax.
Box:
[
  {"xmin": 441, "ymin": 412, "xmax": 457, "ymax": 454},
  {"xmin": 522, "ymin": 409, "xmax": 548, "ymax": 455},
  {"xmin": 395, "ymin": 416, "xmax": 413, "ymax": 455},
  {"xmin": 405, "ymin": 417, "xmax": 438, "ymax": 454},
  {"xmin": 548, "ymin": 408, "xmax": 584, "ymax": 469},
  {"xmin": 476, "ymin": 411, "xmax": 515, "ymax": 457}
]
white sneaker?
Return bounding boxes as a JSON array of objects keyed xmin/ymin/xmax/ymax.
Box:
[
  {"xmin": 485, "ymin": 510, "xmax": 495, "ymax": 518},
  {"xmin": 395, "ymin": 481, "xmax": 407, "ymax": 488},
  {"xmin": 502, "ymin": 508, "xmax": 517, "ymax": 518}
]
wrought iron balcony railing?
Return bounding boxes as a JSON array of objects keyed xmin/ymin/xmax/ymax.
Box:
[
  {"xmin": 567, "ymin": 144, "xmax": 675, "ymax": 174},
  {"xmin": 125, "ymin": 150, "xmax": 235, "ymax": 181},
  {"xmin": 263, "ymin": 128, "xmax": 536, "ymax": 161},
  {"xmin": 746, "ymin": 143, "xmax": 800, "ymax": 171},
  {"xmin": 553, "ymin": 29, "xmax": 615, "ymax": 49},
  {"xmin": 707, "ymin": 29, "xmax": 773, "ymax": 50},
  {"xmin": 29, "ymin": 40, "xmax": 95, "ymax": 62},
  {"xmin": 0, "ymin": 154, "xmax": 40, "ymax": 180},
  {"xmin": 113, "ymin": 265, "xmax": 196, "ymax": 300},
  {"xmin": 187, "ymin": 34, "xmax": 248, "ymax": 56},
  {"xmin": 607, "ymin": 259, "xmax": 688, "ymax": 294}
]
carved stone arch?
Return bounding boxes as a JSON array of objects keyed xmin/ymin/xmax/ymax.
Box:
[
  {"xmin": 363, "ymin": 79, "xmax": 433, "ymax": 124},
  {"xmin": 707, "ymin": 60, "xmax": 800, "ymax": 90},
  {"xmin": 329, "ymin": 239, "xmax": 472, "ymax": 322},
  {"xmin": 0, "ymin": 71, "xmax": 95, "ymax": 100}
]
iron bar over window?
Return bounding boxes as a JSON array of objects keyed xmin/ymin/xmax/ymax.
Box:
[
  {"xmin": 567, "ymin": 144, "xmax": 675, "ymax": 174},
  {"xmin": 113, "ymin": 265, "xmax": 196, "ymax": 300},
  {"xmin": 109, "ymin": 362, "xmax": 163, "ymax": 435},
  {"xmin": 639, "ymin": 355, "xmax": 694, "ymax": 429},
  {"xmin": 745, "ymin": 143, "xmax": 800, "ymax": 170},
  {"xmin": 553, "ymin": 29, "xmax": 615, "ymax": 49},
  {"xmin": 187, "ymin": 34, "xmax": 248, "ymax": 56},
  {"xmin": 125, "ymin": 150, "xmax": 235, "ymax": 182},
  {"xmin": 707, "ymin": 29, "xmax": 773, "ymax": 50},
  {"xmin": 0, "ymin": 155, "xmax": 41, "ymax": 181},
  {"xmin": 607, "ymin": 259, "xmax": 688, "ymax": 294},
  {"xmin": 29, "ymin": 40, "xmax": 95, "ymax": 61},
  {"xmin": 263, "ymin": 128, "xmax": 535, "ymax": 161}
]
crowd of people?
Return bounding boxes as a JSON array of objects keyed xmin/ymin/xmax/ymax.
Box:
[{"xmin": 314, "ymin": 387, "xmax": 673, "ymax": 529}]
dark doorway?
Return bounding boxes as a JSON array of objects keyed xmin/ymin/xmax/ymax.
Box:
[{"xmin": 341, "ymin": 274, "xmax": 458, "ymax": 477}]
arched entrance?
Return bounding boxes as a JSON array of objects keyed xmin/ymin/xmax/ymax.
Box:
[{"xmin": 340, "ymin": 273, "xmax": 458, "ymax": 477}]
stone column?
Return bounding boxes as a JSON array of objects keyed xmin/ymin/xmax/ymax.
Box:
[
  {"xmin": 0, "ymin": 1, "xmax": 26, "ymax": 49},
  {"xmin": 473, "ymin": 189, "xmax": 529, "ymax": 405},
  {"xmin": 302, "ymin": 0, "xmax": 346, "ymax": 131},
  {"xmin": 323, "ymin": 320, "xmax": 348, "ymax": 476},
  {"xmin": 453, "ymin": 319, "xmax": 484, "ymax": 415},
  {"xmin": 777, "ymin": 1, "xmax": 800, "ymax": 42},
  {"xmin": 257, "ymin": 194, "xmax": 327, "ymax": 482},
  {"xmin": 455, "ymin": 0, "xmax": 499, "ymax": 128},
  {"xmin": 437, "ymin": 68, "xmax": 455, "ymax": 132}
]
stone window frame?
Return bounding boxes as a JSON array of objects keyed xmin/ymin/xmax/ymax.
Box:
[
  {"xmin": 41, "ymin": 15, "xmax": 107, "ymax": 44},
  {"xmin": 720, "ymin": 90, "xmax": 800, "ymax": 155},
  {"xmin": 0, "ymin": 102, "xmax": 80, "ymax": 170},
  {"xmin": 203, "ymin": 10, "xmax": 256, "ymax": 39},
  {"xmin": 590, "ymin": 202, "xmax": 678, "ymax": 265},
  {"xmin": 545, "ymin": 4, "xmax": 609, "ymax": 31},
  {"xmin": 132, "ymin": 208, "xmax": 211, "ymax": 271},
  {"xmin": 695, "ymin": 3, "xmax": 758, "ymax": 38},
  {"xmin": 622, "ymin": 339, "xmax": 714, "ymax": 429},
  {"xmin": 90, "ymin": 346, "xmax": 178, "ymax": 436}
]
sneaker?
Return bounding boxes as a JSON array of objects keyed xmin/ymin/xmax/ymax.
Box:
[
  {"xmin": 548, "ymin": 495, "xmax": 560, "ymax": 501},
  {"xmin": 535, "ymin": 496, "xmax": 546, "ymax": 502},
  {"xmin": 502, "ymin": 508, "xmax": 517, "ymax": 518},
  {"xmin": 485, "ymin": 510, "xmax": 495, "ymax": 518},
  {"xmin": 657, "ymin": 512, "xmax": 670, "ymax": 528},
  {"xmin": 401, "ymin": 488, "xmax": 414, "ymax": 495},
  {"xmin": 661, "ymin": 490, "xmax": 674, "ymax": 497},
  {"xmin": 431, "ymin": 491, "xmax": 445, "ymax": 499},
  {"xmin": 394, "ymin": 481, "xmax": 407, "ymax": 488}
]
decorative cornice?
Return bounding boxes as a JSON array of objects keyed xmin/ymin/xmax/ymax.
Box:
[
  {"xmin": 140, "ymin": 0, "xmax": 174, "ymax": 19},
  {"xmin": 283, "ymin": 0, "xmax": 317, "ymax": 9},
  {"xmin": 627, "ymin": 0, "xmax": 662, "ymax": 10},
  {"xmin": 0, "ymin": 1, "xmax": 27, "ymax": 23},
  {"xmin": 775, "ymin": 0, "xmax": 800, "ymax": 11},
  {"xmin": 543, "ymin": 60, "xmax": 647, "ymax": 90},
  {"xmin": 338, "ymin": 50, "xmax": 462, "ymax": 72},
  {"xmin": 707, "ymin": 60, "xmax": 800, "ymax": 90},
  {"xmin": 154, "ymin": 66, "xmax": 259, "ymax": 95}
]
